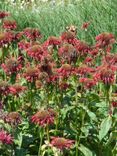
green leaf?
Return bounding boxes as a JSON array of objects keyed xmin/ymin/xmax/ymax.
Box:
[
  {"xmin": 79, "ymin": 144, "xmax": 93, "ymax": 156},
  {"xmin": 99, "ymin": 116, "xmax": 112, "ymax": 141},
  {"xmin": 87, "ymin": 110, "xmax": 97, "ymax": 121}
]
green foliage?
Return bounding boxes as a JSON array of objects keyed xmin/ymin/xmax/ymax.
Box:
[{"xmin": 0, "ymin": 0, "xmax": 117, "ymax": 42}]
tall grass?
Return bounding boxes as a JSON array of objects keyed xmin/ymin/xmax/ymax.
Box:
[{"xmin": 0, "ymin": 0, "xmax": 117, "ymax": 43}]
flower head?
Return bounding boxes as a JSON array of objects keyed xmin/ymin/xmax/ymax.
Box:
[
  {"xmin": 95, "ymin": 32, "xmax": 116, "ymax": 49},
  {"xmin": 112, "ymin": 101, "xmax": 117, "ymax": 107},
  {"xmin": 23, "ymin": 28, "xmax": 41, "ymax": 41},
  {"xmin": 46, "ymin": 36, "xmax": 61, "ymax": 46},
  {"xmin": 50, "ymin": 137, "xmax": 74, "ymax": 150},
  {"xmin": 31, "ymin": 109, "xmax": 57, "ymax": 127},
  {"xmin": 94, "ymin": 66, "xmax": 115, "ymax": 85},
  {"xmin": 3, "ymin": 20, "xmax": 17, "ymax": 30},
  {"xmin": 24, "ymin": 67, "xmax": 39, "ymax": 82},
  {"xmin": 26, "ymin": 45, "xmax": 46, "ymax": 61},
  {"xmin": 9, "ymin": 84, "xmax": 27, "ymax": 96},
  {"xmin": 77, "ymin": 65, "xmax": 94, "ymax": 77},
  {"xmin": 0, "ymin": 81, "xmax": 10, "ymax": 96},
  {"xmin": 74, "ymin": 40, "xmax": 90, "ymax": 57},
  {"xmin": 61, "ymin": 31, "xmax": 75, "ymax": 44},
  {"xmin": 1, "ymin": 57, "xmax": 22, "ymax": 75},
  {"xmin": 4, "ymin": 112, "xmax": 21, "ymax": 126},
  {"xmin": 59, "ymin": 43, "xmax": 77, "ymax": 63},
  {"xmin": 18, "ymin": 39, "xmax": 31, "ymax": 50},
  {"xmin": 0, "ymin": 31, "xmax": 14, "ymax": 47},
  {"xmin": 79, "ymin": 78, "xmax": 96, "ymax": 89},
  {"xmin": 0, "ymin": 11, "xmax": 9, "ymax": 19},
  {"xmin": 57, "ymin": 64, "xmax": 74, "ymax": 79},
  {"xmin": 81, "ymin": 22, "xmax": 90, "ymax": 30},
  {"xmin": 0, "ymin": 130, "xmax": 13, "ymax": 144}
]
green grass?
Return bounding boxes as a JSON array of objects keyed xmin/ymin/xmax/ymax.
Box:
[{"xmin": 0, "ymin": 0, "xmax": 117, "ymax": 43}]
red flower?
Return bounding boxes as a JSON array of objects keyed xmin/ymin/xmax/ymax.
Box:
[
  {"xmin": 79, "ymin": 78, "xmax": 96, "ymax": 89},
  {"xmin": 24, "ymin": 67, "xmax": 39, "ymax": 82},
  {"xmin": 3, "ymin": 20, "xmax": 17, "ymax": 30},
  {"xmin": 46, "ymin": 36, "xmax": 61, "ymax": 46},
  {"xmin": 15, "ymin": 31, "xmax": 24, "ymax": 41},
  {"xmin": 95, "ymin": 32, "xmax": 116, "ymax": 49},
  {"xmin": 0, "ymin": 11, "xmax": 9, "ymax": 19},
  {"xmin": 58, "ymin": 43, "xmax": 77, "ymax": 63},
  {"xmin": 81, "ymin": 22, "xmax": 90, "ymax": 30},
  {"xmin": 112, "ymin": 101, "xmax": 117, "ymax": 107},
  {"xmin": 83, "ymin": 57, "xmax": 94, "ymax": 66},
  {"xmin": 59, "ymin": 81, "xmax": 70, "ymax": 90},
  {"xmin": 77, "ymin": 65, "xmax": 95, "ymax": 77},
  {"xmin": 4, "ymin": 112, "xmax": 21, "ymax": 126},
  {"xmin": 0, "ymin": 81, "xmax": 10, "ymax": 96},
  {"xmin": 74, "ymin": 41, "xmax": 90, "ymax": 57},
  {"xmin": 0, "ymin": 31, "xmax": 14, "ymax": 47},
  {"xmin": 89, "ymin": 48, "xmax": 99, "ymax": 57},
  {"xmin": 50, "ymin": 137, "xmax": 74, "ymax": 150},
  {"xmin": 26, "ymin": 45, "xmax": 46, "ymax": 61},
  {"xmin": 0, "ymin": 130, "xmax": 13, "ymax": 144},
  {"xmin": 1, "ymin": 57, "xmax": 22, "ymax": 75},
  {"xmin": 61, "ymin": 31, "xmax": 75, "ymax": 44},
  {"xmin": 31, "ymin": 109, "xmax": 57, "ymax": 127},
  {"xmin": 18, "ymin": 40, "xmax": 31, "ymax": 50},
  {"xmin": 23, "ymin": 28, "xmax": 41, "ymax": 41},
  {"xmin": 57, "ymin": 64, "xmax": 74, "ymax": 79},
  {"xmin": 94, "ymin": 66, "xmax": 115, "ymax": 85},
  {"xmin": 9, "ymin": 84, "xmax": 27, "ymax": 96}
]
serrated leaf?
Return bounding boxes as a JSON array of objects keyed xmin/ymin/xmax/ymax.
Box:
[
  {"xmin": 79, "ymin": 144, "xmax": 93, "ymax": 156},
  {"xmin": 99, "ymin": 116, "xmax": 112, "ymax": 141}
]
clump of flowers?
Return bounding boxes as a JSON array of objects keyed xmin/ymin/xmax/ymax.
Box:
[
  {"xmin": 0, "ymin": 130, "xmax": 13, "ymax": 144},
  {"xmin": 31, "ymin": 109, "xmax": 57, "ymax": 127}
]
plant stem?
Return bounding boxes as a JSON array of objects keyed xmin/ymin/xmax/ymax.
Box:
[
  {"xmin": 38, "ymin": 128, "xmax": 43, "ymax": 156},
  {"xmin": 46, "ymin": 125, "xmax": 50, "ymax": 143}
]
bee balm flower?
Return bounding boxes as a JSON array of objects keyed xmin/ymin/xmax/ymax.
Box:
[
  {"xmin": 31, "ymin": 109, "xmax": 57, "ymax": 127},
  {"xmin": 3, "ymin": 20, "xmax": 17, "ymax": 30},
  {"xmin": 0, "ymin": 130, "xmax": 13, "ymax": 144},
  {"xmin": 50, "ymin": 137, "xmax": 74, "ymax": 150}
]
